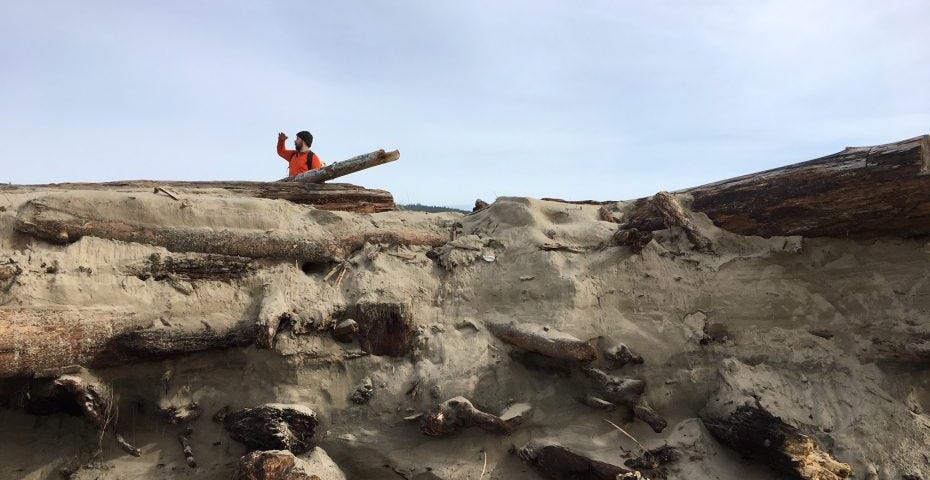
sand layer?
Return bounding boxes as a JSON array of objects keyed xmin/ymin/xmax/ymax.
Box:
[{"xmin": 1, "ymin": 186, "xmax": 929, "ymax": 479}]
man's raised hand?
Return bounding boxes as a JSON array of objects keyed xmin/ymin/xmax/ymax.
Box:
[{"xmin": 278, "ymin": 132, "xmax": 288, "ymax": 141}]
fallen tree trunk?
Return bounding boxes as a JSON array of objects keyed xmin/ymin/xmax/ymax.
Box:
[
  {"xmin": 0, "ymin": 181, "xmax": 395, "ymax": 213},
  {"xmin": 0, "ymin": 308, "xmax": 257, "ymax": 378},
  {"xmin": 15, "ymin": 200, "xmax": 446, "ymax": 263},
  {"xmin": 284, "ymin": 149, "xmax": 400, "ymax": 184},
  {"xmin": 667, "ymin": 135, "xmax": 930, "ymax": 238}
]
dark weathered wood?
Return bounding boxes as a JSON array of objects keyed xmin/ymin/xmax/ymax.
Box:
[
  {"xmin": 702, "ymin": 404, "xmax": 851, "ymax": 480},
  {"xmin": 224, "ymin": 404, "xmax": 320, "ymax": 454},
  {"xmin": 582, "ymin": 368, "xmax": 667, "ymax": 432},
  {"xmin": 518, "ymin": 440, "xmax": 631, "ymax": 480},
  {"xmin": 677, "ymin": 135, "xmax": 930, "ymax": 238},
  {"xmin": 23, "ymin": 373, "xmax": 141, "ymax": 456},
  {"xmin": 654, "ymin": 191, "xmax": 714, "ymax": 252},
  {"xmin": 124, "ymin": 253, "xmax": 255, "ymax": 281},
  {"xmin": 284, "ymin": 149, "xmax": 400, "ymax": 184},
  {"xmin": 0, "ymin": 181, "xmax": 395, "ymax": 213},
  {"xmin": 420, "ymin": 396, "xmax": 512, "ymax": 437},
  {"xmin": 15, "ymin": 200, "xmax": 446, "ymax": 263}
]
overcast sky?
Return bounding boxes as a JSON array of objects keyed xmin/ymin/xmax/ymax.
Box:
[{"xmin": 1, "ymin": 1, "xmax": 928, "ymax": 206}]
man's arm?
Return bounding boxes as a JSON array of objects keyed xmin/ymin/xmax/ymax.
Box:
[{"xmin": 277, "ymin": 132, "xmax": 294, "ymax": 160}]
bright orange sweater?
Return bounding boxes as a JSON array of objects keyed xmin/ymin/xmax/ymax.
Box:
[{"xmin": 277, "ymin": 137, "xmax": 322, "ymax": 176}]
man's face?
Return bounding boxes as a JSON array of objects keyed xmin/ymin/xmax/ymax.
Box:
[{"xmin": 294, "ymin": 137, "xmax": 304, "ymax": 150}]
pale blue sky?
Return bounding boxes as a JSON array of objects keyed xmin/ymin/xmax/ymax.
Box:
[{"xmin": 1, "ymin": 1, "xmax": 928, "ymax": 206}]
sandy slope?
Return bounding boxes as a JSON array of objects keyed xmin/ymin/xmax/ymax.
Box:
[{"xmin": 0, "ymin": 186, "xmax": 929, "ymax": 479}]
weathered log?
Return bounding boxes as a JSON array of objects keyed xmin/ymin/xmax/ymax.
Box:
[
  {"xmin": 284, "ymin": 149, "xmax": 400, "ymax": 184},
  {"xmin": 351, "ymin": 302, "xmax": 416, "ymax": 357},
  {"xmin": 124, "ymin": 253, "xmax": 255, "ymax": 282},
  {"xmin": 677, "ymin": 135, "xmax": 930, "ymax": 238},
  {"xmin": 0, "ymin": 181, "xmax": 395, "ymax": 213},
  {"xmin": 15, "ymin": 200, "xmax": 445, "ymax": 263},
  {"xmin": 0, "ymin": 308, "xmax": 257, "ymax": 378},
  {"xmin": 420, "ymin": 396, "xmax": 512, "ymax": 436},
  {"xmin": 224, "ymin": 404, "xmax": 320, "ymax": 454},
  {"xmin": 518, "ymin": 440, "xmax": 631, "ymax": 480},
  {"xmin": 702, "ymin": 404, "xmax": 851, "ymax": 480},
  {"xmin": 488, "ymin": 322, "xmax": 598, "ymax": 364}
]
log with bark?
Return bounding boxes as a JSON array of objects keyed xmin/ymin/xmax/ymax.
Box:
[
  {"xmin": 15, "ymin": 200, "xmax": 446, "ymax": 263},
  {"xmin": 702, "ymin": 403, "xmax": 851, "ymax": 480},
  {"xmin": 0, "ymin": 181, "xmax": 395, "ymax": 213},
  {"xmin": 488, "ymin": 321, "xmax": 598, "ymax": 364},
  {"xmin": 283, "ymin": 149, "xmax": 400, "ymax": 184},
  {"xmin": 0, "ymin": 308, "xmax": 257, "ymax": 378},
  {"xmin": 619, "ymin": 135, "xmax": 930, "ymax": 241}
]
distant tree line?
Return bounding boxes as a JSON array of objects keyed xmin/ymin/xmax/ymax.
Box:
[{"xmin": 397, "ymin": 203, "xmax": 469, "ymax": 214}]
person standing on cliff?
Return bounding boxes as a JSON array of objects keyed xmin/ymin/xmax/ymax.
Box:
[{"xmin": 277, "ymin": 131, "xmax": 324, "ymax": 177}]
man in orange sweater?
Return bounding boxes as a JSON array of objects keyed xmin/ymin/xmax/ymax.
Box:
[{"xmin": 277, "ymin": 131, "xmax": 323, "ymax": 177}]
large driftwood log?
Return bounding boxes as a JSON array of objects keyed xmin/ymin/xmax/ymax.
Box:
[
  {"xmin": 15, "ymin": 200, "xmax": 445, "ymax": 263},
  {"xmin": 0, "ymin": 181, "xmax": 395, "ymax": 213},
  {"xmin": 702, "ymin": 404, "xmax": 851, "ymax": 480},
  {"xmin": 0, "ymin": 308, "xmax": 257, "ymax": 378},
  {"xmin": 284, "ymin": 149, "xmax": 400, "ymax": 183},
  {"xmin": 612, "ymin": 135, "xmax": 930, "ymax": 248},
  {"xmin": 625, "ymin": 135, "xmax": 930, "ymax": 239}
]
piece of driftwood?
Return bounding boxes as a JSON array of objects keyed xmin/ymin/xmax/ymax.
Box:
[
  {"xmin": 351, "ymin": 302, "xmax": 416, "ymax": 357},
  {"xmin": 614, "ymin": 191, "xmax": 713, "ymax": 253},
  {"xmin": 15, "ymin": 200, "xmax": 445, "ymax": 263},
  {"xmin": 0, "ymin": 181, "xmax": 395, "ymax": 213},
  {"xmin": 284, "ymin": 149, "xmax": 400, "ymax": 184},
  {"xmin": 489, "ymin": 322, "xmax": 598, "ymax": 364},
  {"xmin": 23, "ymin": 373, "xmax": 141, "ymax": 457},
  {"xmin": 630, "ymin": 135, "xmax": 930, "ymax": 239},
  {"xmin": 224, "ymin": 404, "xmax": 320, "ymax": 454},
  {"xmin": 702, "ymin": 404, "xmax": 851, "ymax": 480},
  {"xmin": 420, "ymin": 397, "xmax": 512, "ymax": 436},
  {"xmin": 235, "ymin": 448, "xmax": 346, "ymax": 480},
  {"xmin": 583, "ymin": 368, "xmax": 667, "ymax": 432},
  {"xmin": 518, "ymin": 440, "xmax": 631, "ymax": 480},
  {"xmin": 0, "ymin": 308, "xmax": 258, "ymax": 378},
  {"xmin": 125, "ymin": 253, "xmax": 255, "ymax": 282},
  {"xmin": 178, "ymin": 427, "xmax": 197, "ymax": 468}
]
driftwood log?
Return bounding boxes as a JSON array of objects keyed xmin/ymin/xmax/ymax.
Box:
[
  {"xmin": 0, "ymin": 308, "xmax": 257, "ymax": 378},
  {"xmin": 224, "ymin": 404, "xmax": 320, "ymax": 454},
  {"xmin": 235, "ymin": 448, "xmax": 346, "ymax": 480},
  {"xmin": 488, "ymin": 321, "xmax": 598, "ymax": 364},
  {"xmin": 15, "ymin": 200, "xmax": 445, "ymax": 263},
  {"xmin": 420, "ymin": 396, "xmax": 513, "ymax": 436},
  {"xmin": 284, "ymin": 149, "xmax": 400, "ymax": 184},
  {"xmin": 619, "ymin": 135, "xmax": 930, "ymax": 241},
  {"xmin": 702, "ymin": 403, "xmax": 851, "ymax": 480},
  {"xmin": 518, "ymin": 440, "xmax": 632, "ymax": 480},
  {"xmin": 0, "ymin": 181, "xmax": 395, "ymax": 213}
]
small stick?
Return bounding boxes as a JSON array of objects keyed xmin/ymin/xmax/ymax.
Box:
[
  {"xmin": 479, "ymin": 449, "xmax": 488, "ymax": 480},
  {"xmin": 333, "ymin": 263, "xmax": 349, "ymax": 287},
  {"xmin": 604, "ymin": 418, "xmax": 647, "ymax": 454}
]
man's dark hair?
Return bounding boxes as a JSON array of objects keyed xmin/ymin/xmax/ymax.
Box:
[{"xmin": 296, "ymin": 131, "xmax": 313, "ymax": 147}]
